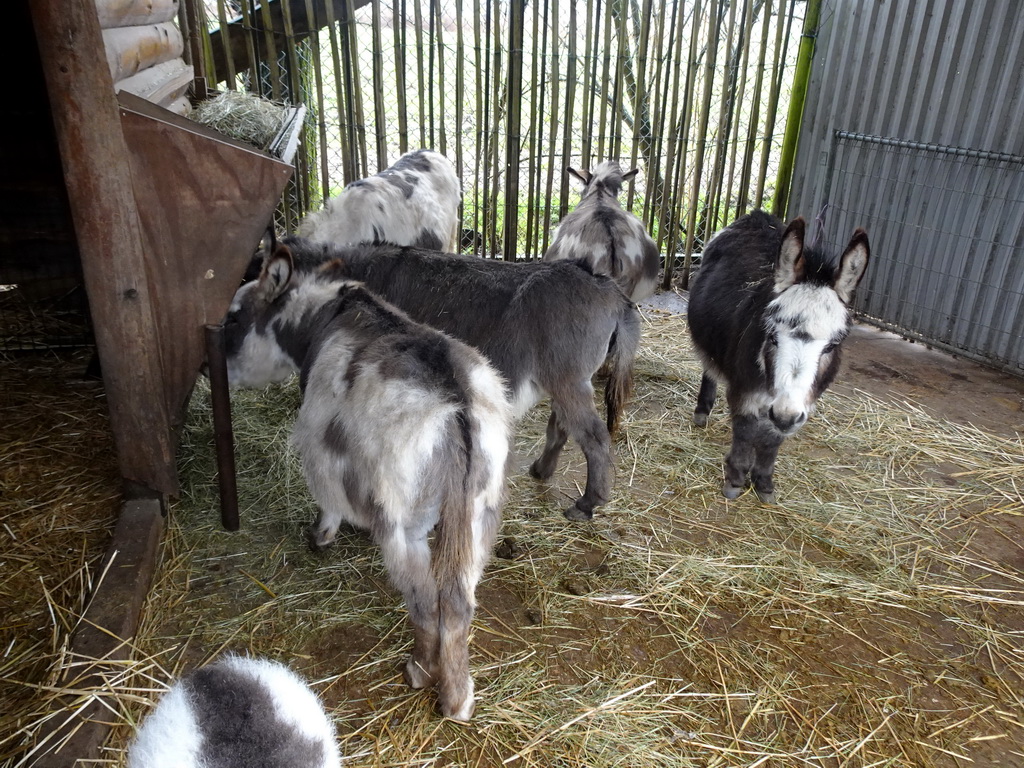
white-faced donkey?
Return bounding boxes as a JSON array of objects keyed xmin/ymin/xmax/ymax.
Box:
[
  {"xmin": 127, "ymin": 655, "xmax": 341, "ymax": 768},
  {"xmin": 687, "ymin": 210, "xmax": 870, "ymax": 502},
  {"xmin": 543, "ymin": 160, "xmax": 661, "ymax": 302},
  {"xmin": 223, "ymin": 243, "xmax": 512, "ymax": 720}
]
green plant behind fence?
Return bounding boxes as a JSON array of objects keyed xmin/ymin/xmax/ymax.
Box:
[{"xmin": 191, "ymin": 0, "xmax": 803, "ymax": 286}]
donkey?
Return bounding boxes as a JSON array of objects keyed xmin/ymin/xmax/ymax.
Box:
[
  {"xmin": 543, "ymin": 160, "xmax": 660, "ymax": 302},
  {"xmin": 687, "ymin": 209, "xmax": 870, "ymax": 502},
  {"xmin": 263, "ymin": 235, "xmax": 642, "ymax": 521},
  {"xmin": 298, "ymin": 149, "xmax": 462, "ymax": 252},
  {"xmin": 127, "ymin": 655, "xmax": 341, "ymax": 768},
  {"xmin": 223, "ymin": 243, "xmax": 512, "ymax": 720}
]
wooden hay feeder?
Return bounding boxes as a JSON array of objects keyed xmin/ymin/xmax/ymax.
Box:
[{"xmin": 14, "ymin": 0, "xmax": 302, "ymax": 761}]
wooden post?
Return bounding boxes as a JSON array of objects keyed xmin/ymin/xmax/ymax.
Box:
[
  {"xmin": 502, "ymin": 0, "xmax": 524, "ymax": 262},
  {"xmin": 30, "ymin": 0, "xmax": 178, "ymax": 496}
]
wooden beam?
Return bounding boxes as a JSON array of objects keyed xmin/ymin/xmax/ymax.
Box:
[
  {"xmin": 30, "ymin": 0, "xmax": 178, "ymax": 496},
  {"xmin": 208, "ymin": 0, "xmax": 371, "ymax": 82},
  {"xmin": 31, "ymin": 498, "xmax": 165, "ymax": 766},
  {"xmin": 96, "ymin": 0, "xmax": 179, "ymax": 29}
]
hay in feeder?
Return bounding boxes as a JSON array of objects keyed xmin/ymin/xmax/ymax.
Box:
[{"xmin": 190, "ymin": 91, "xmax": 290, "ymax": 152}]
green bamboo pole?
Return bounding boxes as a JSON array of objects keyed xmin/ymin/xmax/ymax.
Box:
[
  {"xmin": 324, "ymin": 0, "xmax": 350, "ymax": 183},
  {"xmin": 705, "ymin": 0, "xmax": 738, "ymax": 237},
  {"xmin": 755, "ymin": 0, "xmax": 794, "ymax": 208},
  {"xmin": 279, "ymin": 0, "xmax": 302, "ymax": 218},
  {"xmin": 772, "ymin": 0, "xmax": 821, "ymax": 218},
  {"xmin": 427, "ymin": 0, "xmax": 436, "ymax": 150},
  {"xmin": 673, "ymin": 0, "xmax": 719, "ymax": 290},
  {"xmin": 371, "ymin": 0, "xmax": 386, "ymax": 168},
  {"xmin": 413, "ymin": 0, "xmax": 426, "ymax": 149},
  {"xmin": 580, "ymin": 0, "xmax": 596, "ymax": 168},
  {"xmin": 255, "ymin": 0, "xmax": 280, "ymax": 99},
  {"xmin": 336, "ymin": 0, "xmax": 359, "ymax": 180},
  {"xmin": 472, "ymin": 0, "xmax": 485, "ymax": 246},
  {"xmin": 558, "ymin": 1, "xmax": 577, "ymax": 220},
  {"xmin": 238, "ymin": 0, "xmax": 259, "ymax": 94},
  {"xmin": 345, "ymin": 0, "xmax": 368, "ymax": 176},
  {"xmin": 394, "ymin": 0, "xmax": 408, "ymax": 155},
  {"xmin": 279, "ymin": 0, "xmax": 300, "ymax": 101},
  {"xmin": 524, "ymin": 0, "xmax": 543, "ymax": 258},
  {"xmin": 454, "ymin": 0, "xmax": 465, "ymax": 237},
  {"xmin": 721, "ymin": 0, "xmax": 754, "ymax": 227},
  {"xmin": 303, "ymin": 0, "xmax": 329, "ymax": 204},
  {"xmin": 645, "ymin": 2, "xmax": 679, "ymax": 233},
  {"xmin": 661, "ymin": 0, "xmax": 702, "ymax": 288},
  {"xmin": 541, "ymin": 0, "xmax": 561, "ymax": 253},
  {"xmin": 609, "ymin": 0, "xmax": 628, "ymax": 167},
  {"xmin": 640, "ymin": 4, "xmax": 669, "ymax": 229},
  {"xmin": 433, "ymin": 0, "xmax": 447, "ymax": 155},
  {"xmin": 215, "ymin": 0, "xmax": 236, "ymax": 88},
  {"xmin": 655, "ymin": 0, "xmax": 689, "ymax": 254},
  {"xmin": 596, "ymin": 0, "xmax": 613, "ymax": 162},
  {"xmin": 503, "ymin": 0, "xmax": 524, "ymax": 262},
  {"xmin": 488, "ymin": 0, "xmax": 502, "ymax": 255},
  {"xmin": 625, "ymin": 0, "xmax": 653, "ymax": 214},
  {"xmin": 737, "ymin": 0, "xmax": 773, "ymax": 214}
]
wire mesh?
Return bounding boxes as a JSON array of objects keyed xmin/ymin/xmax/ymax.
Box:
[{"xmin": 194, "ymin": 0, "xmax": 804, "ymax": 280}]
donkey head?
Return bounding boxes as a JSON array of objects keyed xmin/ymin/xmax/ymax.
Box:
[
  {"xmin": 223, "ymin": 242, "xmax": 299, "ymax": 388},
  {"xmin": 567, "ymin": 160, "xmax": 639, "ymax": 200},
  {"xmin": 761, "ymin": 217, "xmax": 870, "ymax": 435}
]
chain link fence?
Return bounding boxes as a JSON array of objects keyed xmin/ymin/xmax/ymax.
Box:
[{"xmin": 193, "ymin": 0, "xmax": 804, "ymax": 285}]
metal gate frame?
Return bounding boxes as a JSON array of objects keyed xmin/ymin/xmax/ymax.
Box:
[{"xmin": 822, "ymin": 130, "xmax": 1024, "ymax": 376}]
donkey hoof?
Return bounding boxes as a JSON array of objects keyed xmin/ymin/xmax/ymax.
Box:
[
  {"xmin": 529, "ymin": 459, "xmax": 554, "ymax": 481},
  {"xmin": 754, "ymin": 489, "xmax": 777, "ymax": 504},
  {"xmin": 440, "ymin": 678, "xmax": 475, "ymax": 722},
  {"xmin": 403, "ymin": 658, "xmax": 436, "ymax": 690},
  {"xmin": 442, "ymin": 697, "xmax": 475, "ymax": 722},
  {"xmin": 722, "ymin": 483, "xmax": 746, "ymax": 500},
  {"xmin": 692, "ymin": 412, "xmax": 709, "ymax": 428},
  {"xmin": 306, "ymin": 525, "xmax": 337, "ymax": 552},
  {"xmin": 563, "ymin": 503, "xmax": 594, "ymax": 522}
]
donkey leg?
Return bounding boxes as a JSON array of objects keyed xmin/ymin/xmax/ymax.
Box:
[
  {"xmin": 436, "ymin": 499, "xmax": 499, "ymax": 721},
  {"xmin": 529, "ymin": 411, "xmax": 569, "ymax": 481},
  {"xmin": 750, "ymin": 426, "xmax": 785, "ymax": 504},
  {"xmin": 555, "ymin": 386, "xmax": 613, "ymax": 521},
  {"xmin": 302, "ymin": 456, "xmax": 358, "ymax": 550},
  {"xmin": 693, "ymin": 373, "xmax": 718, "ymax": 427},
  {"xmin": 378, "ymin": 527, "xmax": 441, "ymax": 691},
  {"xmin": 723, "ymin": 413, "xmax": 759, "ymax": 499}
]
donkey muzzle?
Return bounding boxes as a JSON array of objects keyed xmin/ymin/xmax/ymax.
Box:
[{"xmin": 768, "ymin": 406, "xmax": 806, "ymax": 435}]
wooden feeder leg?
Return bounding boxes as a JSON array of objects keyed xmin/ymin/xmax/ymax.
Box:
[{"xmin": 205, "ymin": 323, "xmax": 240, "ymax": 531}]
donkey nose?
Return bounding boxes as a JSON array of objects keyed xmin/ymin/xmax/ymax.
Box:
[{"xmin": 768, "ymin": 407, "xmax": 806, "ymax": 434}]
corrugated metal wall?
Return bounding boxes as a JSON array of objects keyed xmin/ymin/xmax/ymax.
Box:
[{"xmin": 788, "ymin": 0, "xmax": 1024, "ymax": 375}]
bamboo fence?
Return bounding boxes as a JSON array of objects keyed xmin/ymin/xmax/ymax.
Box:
[{"xmin": 184, "ymin": 0, "xmax": 804, "ymax": 286}]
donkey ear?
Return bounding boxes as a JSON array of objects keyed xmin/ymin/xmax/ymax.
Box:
[
  {"xmin": 257, "ymin": 244, "xmax": 294, "ymax": 303},
  {"xmin": 567, "ymin": 167, "xmax": 589, "ymax": 185},
  {"xmin": 774, "ymin": 217, "xmax": 806, "ymax": 292},
  {"xmin": 834, "ymin": 228, "xmax": 870, "ymax": 304},
  {"xmin": 622, "ymin": 168, "xmax": 639, "ymax": 182}
]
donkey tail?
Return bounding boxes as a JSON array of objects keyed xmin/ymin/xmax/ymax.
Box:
[
  {"xmin": 603, "ymin": 302, "xmax": 642, "ymax": 435},
  {"xmin": 432, "ymin": 398, "xmax": 505, "ymax": 720}
]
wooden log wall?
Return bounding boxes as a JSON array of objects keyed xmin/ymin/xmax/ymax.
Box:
[{"xmin": 97, "ymin": 0, "xmax": 194, "ymax": 115}]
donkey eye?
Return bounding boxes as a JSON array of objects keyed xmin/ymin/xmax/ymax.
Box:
[{"xmin": 823, "ymin": 342, "xmax": 838, "ymax": 354}]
